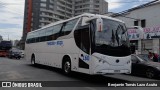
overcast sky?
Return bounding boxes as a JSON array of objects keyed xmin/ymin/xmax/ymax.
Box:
[{"xmin": 0, "ymin": 0, "xmax": 153, "ymax": 40}]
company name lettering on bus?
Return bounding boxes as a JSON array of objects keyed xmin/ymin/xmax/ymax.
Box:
[
  {"xmin": 82, "ymin": 55, "xmax": 90, "ymax": 61},
  {"xmin": 47, "ymin": 41, "xmax": 63, "ymax": 46},
  {"xmin": 57, "ymin": 41, "xmax": 63, "ymax": 46}
]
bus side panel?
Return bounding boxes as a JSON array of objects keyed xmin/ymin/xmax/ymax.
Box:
[
  {"xmin": 56, "ymin": 38, "xmax": 79, "ymax": 71},
  {"xmin": 37, "ymin": 42, "xmax": 59, "ymax": 67},
  {"xmin": 59, "ymin": 38, "xmax": 90, "ymax": 74},
  {"xmin": 43, "ymin": 53, "xmax": 59, "ymax": 67},
  {"xmin": 25, "ymin": 43, "xmax": 33, "ymax": 62}
]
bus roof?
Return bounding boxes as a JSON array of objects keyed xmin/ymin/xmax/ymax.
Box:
[{"xmin": 28, "ymin": 13, "xmax": 124, "ymax": 34}]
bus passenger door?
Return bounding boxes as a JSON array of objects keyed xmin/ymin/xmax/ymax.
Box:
[{"xmin": 77, "ymin": 25, "xmax": 91, "ymax": 74}]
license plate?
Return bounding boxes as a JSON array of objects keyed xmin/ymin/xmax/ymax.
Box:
[{"xmin": 114, "ymin": 70, "xmax": 120, "ymax": 73}]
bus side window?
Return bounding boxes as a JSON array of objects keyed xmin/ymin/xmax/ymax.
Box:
[
  {"xmin": 26, "ymin": 34, "xmax": 31, "ymax": 44},
  {"xmin": 61, "ymin": 18, "xmax": 79, "ymax": 36},
  {"xmin": 35, "ymin": 31, "xmax": 40, "ymax": 43},
  {"xmin": 52, "ymin": 24, "xmax": 62, "ymax": 40},
  {"xmin": 30, "ymin": 32, "xmax": 36, "ymax": 43},
  {"xmin": 39, "ymin": 30, "xmax": 46, "ymax": 42},
  {"xmin": 80, "ymin": 25, "xmax": 90, "ymax": 54},
  {"xmin": 74, "ymin": 19, "xmax": 90, "ymax": 54},
  {"xmin": 26, "ymin": 39, "xmax": 30, "ymax": 44},
  {"xmin": 46, "ymin": 27, "xmax": 53, "ymax": 41}
]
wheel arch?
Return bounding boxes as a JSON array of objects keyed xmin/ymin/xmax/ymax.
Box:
[{"xmin": 145, "ymin": 66, "xmax": 157, "ymax": 78}]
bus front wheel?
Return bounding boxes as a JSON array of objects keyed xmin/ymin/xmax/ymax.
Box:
[{"xmin": 62, "ymin": 60, "xmax": 71, "ymax": 75}]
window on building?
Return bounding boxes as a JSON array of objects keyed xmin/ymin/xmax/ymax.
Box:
[
  {"xmin": 134, "ymin": 20, "xmax": 139, "ymax": 26},
  {"xmin": 95, "ymin": 0, "xmax": 99, "ymax": 3},
  {"xmin": 141, "ymin": 19, "xmax": 146, "ymax": 28},
  {"xmin": 41, "ymin": 0, "xmax": 47, "ymax": 2},
  {"xmin": 94, "ymin": 5, "xmax": 99, "ymax": 8},
  {"xmin": 40, "ymin": 3, "xmax": 46, "ymax": 7}
]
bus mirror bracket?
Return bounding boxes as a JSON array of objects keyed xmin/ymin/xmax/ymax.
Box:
[{"xmin": 96, "ymin": 18, "xmax": 103, "ymax": 32}]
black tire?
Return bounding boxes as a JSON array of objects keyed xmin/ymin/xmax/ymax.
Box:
[
  {"xmin": 62, "ymin": 60, "xmax": 71, "ymax": 75},
  {"xmin": 146, "ymin": 69, "xmax": 155, "ymax": 78},
  {"xmin": 31, "ymin": 55, "xmax": 35, "ymax": 65}
]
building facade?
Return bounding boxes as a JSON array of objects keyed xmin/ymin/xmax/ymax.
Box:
[
  {"xmin": 110, "ymin": 0, "xmax": 160, "ymax": 54},
  {"xmin": 74, "ymin": 0, "xmax": 108, "ymax": 16},
  {"xmin": 21, "ymin": 0, "xmax": 108, "ymax": 49}
]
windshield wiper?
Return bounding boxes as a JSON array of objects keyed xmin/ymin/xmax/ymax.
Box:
[
  {"xmin": 119, "ymin": 24, "xmax": 127, "ymax": 34},
  {"xmin": 115, "ymin": 25, "xmax": 121, "ymax": 46}
]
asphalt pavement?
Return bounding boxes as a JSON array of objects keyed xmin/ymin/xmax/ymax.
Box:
[{"xmin": 0, "ymin": 57, "xmax": 160, "ymax": 90}]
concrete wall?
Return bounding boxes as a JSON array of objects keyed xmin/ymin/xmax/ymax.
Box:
[
  {"xmin": 115, "ymin": 3, "xmax": 160, "ymax": 28},
  {"xmin": 114, "ymin": 3, "xmax": 160, "ymax": 54}
]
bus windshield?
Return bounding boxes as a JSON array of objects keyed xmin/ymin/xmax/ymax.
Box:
[{"xmin": 93, "ymin": 18, "xmax": 131, "ymax": 57}]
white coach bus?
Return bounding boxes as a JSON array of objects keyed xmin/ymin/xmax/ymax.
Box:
[{"xmin": 25, "ymin": 13, "xmax": 131, "ymax": 75}]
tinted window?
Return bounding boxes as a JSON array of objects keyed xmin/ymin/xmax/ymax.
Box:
[
  {"xmin": 137, "ymin": 54, "xmax": 150, "ymax": 61},
  {"xmin": 74, "ymin": 18, "xmax": 90, "ymax": 54},
  {"xmin": 26, "ymin": 24, "xmax": 63, "ymax": 44},
  {"xmin": 131, "ymin": 55, "xmax": 139, "ymax": 63},
  {"xmin": 29, "ymin": 32, "xmax": 36, "ymax": 43},
  {"xmin": 46, "ymin": 27, "xmax": 53, "ymax": 41},
  {"xmin": 26, "ymin": 33, "xmax": 31, "ymax": 43},
  {"xmin": 39, "ymin": 30, "xmax": 46, "ymax": 42},
  {"xmin": 52, "ymin": 24, "xmax": 62, "ymax": 40},
  {"xmin": 34, "ymin": 31, "xmax": 40, "ymax": 42},
  {"xmin": 61, "ymin": 18, "xmax": 79, "ymax": 36}
]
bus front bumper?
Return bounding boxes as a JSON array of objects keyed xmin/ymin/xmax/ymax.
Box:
[{"xmin": 96, "ymin": 69, "xmax": 130, "ymax": 74}]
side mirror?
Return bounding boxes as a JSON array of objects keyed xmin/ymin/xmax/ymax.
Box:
[{"xmin": 96, "ymin": 18, "xmax": 103, "ymax": 32}]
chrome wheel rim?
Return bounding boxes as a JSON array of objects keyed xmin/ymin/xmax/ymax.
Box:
[
  {"xmin": 31, "ymin": 57, "xmax": 35, "ymax": 65},
  {"xmin": 64, "ymin": 62, "xmax": 71, "ymax": 73}
]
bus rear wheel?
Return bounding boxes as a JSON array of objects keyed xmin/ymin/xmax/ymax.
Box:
[{"xmin": 62, "ymin": 60, "xmax": 71, "ymax": 75}]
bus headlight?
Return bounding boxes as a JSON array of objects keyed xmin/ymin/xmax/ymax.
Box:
[
  {"xmin": 155, "ymin": 66, "xmax": 160, "ymax": 70},
  {"xmin": 98, "ymin": 58, "xmax": 108, "ymax": 64},
  {"xmin": 102, "ymin": 60, "xmax": 108, "ymax": 64},
  {"xmin": 94, "ymin": 55, "xmax": 109, "ymax": 64},
  {"xmin": 99, "ymin": 59, "xmax": 108, "ymax": 64},
  {"xmin": 99, "ymin": 59, "xmax": 102, "ymax": 63}
]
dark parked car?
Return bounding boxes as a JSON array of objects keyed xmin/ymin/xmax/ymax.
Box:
[
  {"xmin": 131, "ymin": 54, "xmax": 160, "ymax": 78},
  {"xmin": 8, "ymin": 51, "xmax": 21, "ymax": 59}
]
